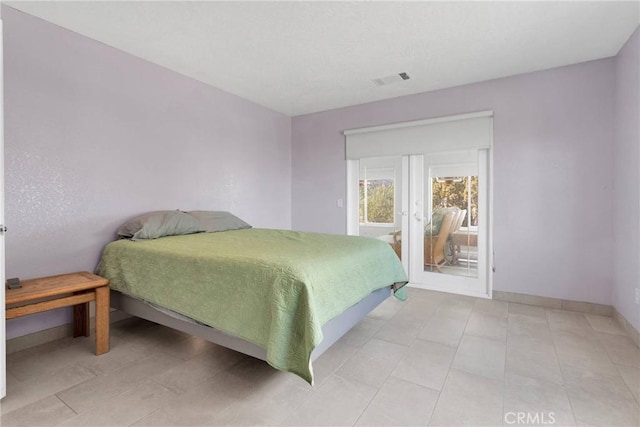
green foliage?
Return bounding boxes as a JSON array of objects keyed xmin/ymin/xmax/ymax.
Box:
[
  {"xmin": 367, "ymin": 181, "xmax": 394, "ymax": 223},
  {"xmin": 360, "ymin": 179, "xmax": 394, "ymax": 224},
  {"xmin": 359, "ymin": 175, "xmax": 478, "ymax": 226},
  {"xmin": 432, "ymin": 176, "xmax": 478, "ymax": 226},
  {"xmin": 359, "ymin": 182, "xmax": 365, "ymax": 223}
]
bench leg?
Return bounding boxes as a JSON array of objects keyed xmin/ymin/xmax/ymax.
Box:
[
  {"xmin": 95, "ymin": 286, "xmax": 110, "ymax": 355},
  {"xmin": 73, "ymin": 299, "xmax": 90, "ymax": 338}
]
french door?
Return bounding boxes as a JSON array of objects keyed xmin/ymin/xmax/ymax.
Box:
[
  {"xmin": 408, "ymin": 150, "xmax": 490, "ymax": 298},
  {"xmin": 348, "ymin": 149, "xmax": 491, "ymax": 298},
  {"xmin": 345, "ymin": 111, "xmax": 493, "ymax": 299}
]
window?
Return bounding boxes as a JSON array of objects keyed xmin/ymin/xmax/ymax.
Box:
[
  {"xmin": 359, "ymin": 177, "xmax": 395, "ymax": 225},
  {"xmin": 431, "ymin": 175, "xmax": 478, "ymax": 228}
]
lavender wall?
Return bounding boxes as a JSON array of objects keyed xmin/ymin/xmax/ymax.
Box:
[
  {"xmin": 613, "ymin": 27, "xmax": 640, "ymax": 331},
  {"xmin": 4, "ymin": 6, "xmax": 292, "ymax": 339},
  {"xmin": 292, "ymin": 59, "xmax": 615, "ymax": 305}
]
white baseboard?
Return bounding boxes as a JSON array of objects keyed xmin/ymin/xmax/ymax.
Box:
[
  {"xmin": 493, "ymin": 290, "xmax": 613, "ymax": 316},
  {"xmin": 493, "ymin": 290, "xmax": 638, "ymax": 348},
  {"xmin": 613, "ymin": 308, "xmax": 640, "ymax": 348}
]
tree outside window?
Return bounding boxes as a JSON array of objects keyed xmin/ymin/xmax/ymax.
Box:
[
  {"xmin": 359, "ymin": 179, "xmax": 395, "ymax": 225},
  {"xmin": 432, "ymin": 176, "xmax": 478, "ymax": 227}
]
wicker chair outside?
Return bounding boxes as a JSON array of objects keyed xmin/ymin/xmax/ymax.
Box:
[{"xmin": 424, "ymin": 208, "xmax": 458, "ymax": 272}]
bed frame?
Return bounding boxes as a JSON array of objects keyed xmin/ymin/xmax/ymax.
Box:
[{"xmin": 110, "ymin": 286, "xmax": 391, "ymax": 362}]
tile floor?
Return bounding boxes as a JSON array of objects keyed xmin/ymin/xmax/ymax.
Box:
[{"xmin": 1, "ymin": 288, "xmax": 639, "ymax": 426}]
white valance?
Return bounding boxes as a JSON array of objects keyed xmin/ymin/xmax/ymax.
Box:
[{"xmin": 344, "ymin": 111, "xmax": 493, "ymax": 159}]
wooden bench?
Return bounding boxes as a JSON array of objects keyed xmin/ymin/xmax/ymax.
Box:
[{"xmin": 5, "ymin": 272, "xmax": 110, "ymax": 355}]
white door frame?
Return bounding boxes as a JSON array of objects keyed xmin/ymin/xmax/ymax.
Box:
[
  {"xmin": 1, "ymin": 15, "xmax": 6, "ymax": 399},
  {"xmin": 346, "ymin": 160, "xmax": 359, "ymax": 236},
  {"xmin": 399, "ymin": 155, "xmax": 410, "ymax": 274}
]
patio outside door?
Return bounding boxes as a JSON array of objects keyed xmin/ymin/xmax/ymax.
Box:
[{"xmin": 408, "ymin": 150, "xmax": 490, "ymax": 297}]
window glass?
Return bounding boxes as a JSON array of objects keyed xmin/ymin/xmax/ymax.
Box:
[
  {"xmin": 432, "ymin": 176, "xmax": 478, "ymax": 228},
  {"xmin": 359, "ymin": 178, "xmax": 394, "ymax": 225}
]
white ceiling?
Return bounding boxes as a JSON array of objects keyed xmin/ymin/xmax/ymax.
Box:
[{"xmin": 6, "ymin": 1, "xmax": 640, "ymax": 116}]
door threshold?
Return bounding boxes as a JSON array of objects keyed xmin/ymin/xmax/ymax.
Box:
[{"xmin": 406, "ymin": 282, "xmax": 491, "ymax": 299}]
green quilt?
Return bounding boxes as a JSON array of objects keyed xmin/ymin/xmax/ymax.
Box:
[{"xmin": 96, "ymin": 229, "xmax": 408, "ymax": 383}]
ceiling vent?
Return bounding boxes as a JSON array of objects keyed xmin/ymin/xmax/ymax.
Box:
[{"xmin": 372, "ymin": 72, "xmax": 410, "ymax": 86}]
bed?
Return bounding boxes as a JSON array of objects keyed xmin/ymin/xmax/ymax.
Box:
[{"xmin": 96, "ymin": 213, "xmax": 408, "ymax": 384}]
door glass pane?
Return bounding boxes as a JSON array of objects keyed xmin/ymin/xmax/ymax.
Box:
[
  {"xmin": 358, "ymin": 157, "xmax": 402, "ymax": 261},
  {"xmin": 425, "ymin": 174, "xmax": 478, "ymax": 278}
]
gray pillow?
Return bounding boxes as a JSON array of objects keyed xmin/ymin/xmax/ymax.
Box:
[
  {"xmin": 117, "ymin": 210, "xmax": 205, "ymax": 241},
  {"xmin": 186, "ymin": 211, "xmax": 252, "ymax": 233}
]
